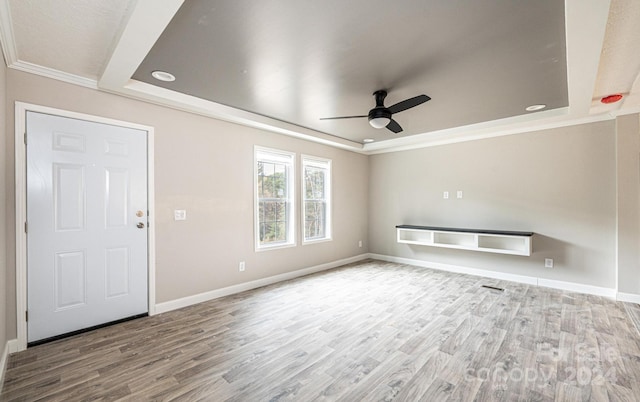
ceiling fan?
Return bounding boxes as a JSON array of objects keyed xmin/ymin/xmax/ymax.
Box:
[{"xmin": 320, "ymin": 90, "xmax": 431, "ymax": 133}]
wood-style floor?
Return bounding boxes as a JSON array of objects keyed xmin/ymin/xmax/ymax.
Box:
[{"xmin": 2, "ymin": 259, "xmax": 640, "ymax": 401}]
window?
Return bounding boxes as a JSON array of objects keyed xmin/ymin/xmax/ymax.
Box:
[
  {"xmin": 302, "ymin": 155, "xmax": 331, "ymax": 243},
  {"xmin": 255, "ymin": 147, "xmax": 295, "ymax": 250}
]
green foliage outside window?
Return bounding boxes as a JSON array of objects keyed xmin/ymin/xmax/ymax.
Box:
[
  {"xmin": 304, "ymin": 166, "xmax": 327, "ymax": 240},
  {"xmin": 258, "ymin": 161, "xmax": 289, "ymax": 244}
]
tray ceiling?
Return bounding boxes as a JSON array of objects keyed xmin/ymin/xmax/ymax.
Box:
[
  {"xmin": 132, "ymin": 0, "xmax": 568, "ymax": 145},
  {"xmin": 0, "ymin": 0, "xmax": 637, "ymax": 153}
]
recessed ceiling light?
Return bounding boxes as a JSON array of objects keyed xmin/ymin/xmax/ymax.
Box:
[
  {"xmin": 525, "ymin": 104, "xmax": 546, "ymax": 112},
  {"xmin": 363, "ymin": 138, "xmax": 375, "ymax": 143},
  {"xmin": 151, "ymin": 70, "xmax": 176, "ymax": 82}
]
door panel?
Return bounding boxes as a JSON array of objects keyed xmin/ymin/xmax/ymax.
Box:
[
  {"xmin": 105, "ymin": 247, "xmax": 130, "ymax": 298},
  {"xmin": 53, "ymin": 163, "xmax": 86, "ymax": 231},
  {"xmin": 27, "ymin": 111, "xmax": 148, "ymax": 343},
  {"xmin": 105, "ymin": 168, "xmax": 129, "ymax": 227},
  {"xmin": 54, "ymin": 251, "xmax": 86, "ymax": 310}
]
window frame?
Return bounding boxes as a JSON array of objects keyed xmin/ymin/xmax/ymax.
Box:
[
  {"xmin": 254, "ymin": 146, "xmax": 296, "ymax": 251},
  {"xmin": 301, "ymin": 154, "xmax": 332, "ymax": 244}
]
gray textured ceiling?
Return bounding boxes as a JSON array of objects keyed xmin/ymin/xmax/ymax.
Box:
[{"xmin": 133, "ymin": 0, "xmax": 568, "ymax": 144}]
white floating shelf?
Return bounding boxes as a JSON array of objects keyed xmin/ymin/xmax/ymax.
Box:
[{"xmin": 396, "ymin": 225, "xmax": 533, "ymax": 256}]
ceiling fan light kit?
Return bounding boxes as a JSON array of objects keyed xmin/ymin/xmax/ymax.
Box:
[
  {"xmin": 369, "ymin": 117, "xmax": 391, "ymax": 129},
  {"xmin": 368, "ymin": 112, "xmax": 391, "ymax": 129},
  {"xmin": 320, "ymin": 89, "xmax": 431, "ymax": 134}
]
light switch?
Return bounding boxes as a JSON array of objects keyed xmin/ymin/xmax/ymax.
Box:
[
  {"xmin": 457, "ymin": 190, "xmax": 463, "ymax": 199},
  {"xmin": 443, "ymin": 191, "xmax": 449, "ymax": 199},
  {"xmin": 174, "ymin": 210, "xmax": 186, "ymax": 221}
]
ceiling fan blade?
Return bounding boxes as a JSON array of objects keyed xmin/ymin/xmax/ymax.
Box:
[
  {"xmin": 386, "ymin": 119, "xmax": 403, "ymax": 133},
  {"xmin": 319, "ymin": 115, "xmax": 368, "ymax": 120},
  {"xmin": 388, "ymin": 94, "xmax": 431, "ymax": 114}
]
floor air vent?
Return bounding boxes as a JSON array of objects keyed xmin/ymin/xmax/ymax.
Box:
[{"xmin": 481, "ymin": 285, "xmax": 505, "ymax": 292}]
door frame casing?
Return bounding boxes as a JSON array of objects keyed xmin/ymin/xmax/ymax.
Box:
[{"xmin": 14, "ymin": 101, "xmax": 157, "ymax": 351}]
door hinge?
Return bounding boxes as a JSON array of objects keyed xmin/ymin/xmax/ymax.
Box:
[
  {"xmin": 25, "ymin": 222, "xmax": 28, "ymax": 233},
  {"xmin": 25, "ymin": 311, "xmax": 28, "ymax": 322}
]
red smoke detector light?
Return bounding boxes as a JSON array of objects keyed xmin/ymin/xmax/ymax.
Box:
[{"xmin": 601, "ymin": 94, "xmax": 623, "ymax": 104}]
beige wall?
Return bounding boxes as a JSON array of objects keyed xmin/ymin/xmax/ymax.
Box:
[
  {"xmin": 4, "ymin": 69, "xmax": 369, "ymax": 337},
  {"xmin": 3, "ymin": 67, "xmax": 639, "ymax": 346},
  {"xmin": 1, "ymin": 52, "xmax": 7, "ymax": 354},
  {"xmin": 369, "ymin": 121, "xmax": 618, "ymax": 289},
  {"xmin": 616, "ymin": 114, "xmax": 640, "ymax": 294}
]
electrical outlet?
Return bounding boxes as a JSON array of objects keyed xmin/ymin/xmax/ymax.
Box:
[
  {"xmin": 457, "ymin": 190, "xmax": 463, "ymax": 199},
  {"xmin": 358, "ymin": 240, "xmax": 362, "ymax": 248},
  {"xmin": 443, "ymin": 191, "xmax": 449, "ymax": 199},
  {"xmin": 545, "ymin": 258, "xmax": 553, "ymax": 268},
  {"xmin": 174, "ymin": 210, "xmax": 186, "ymax": 221},
  {"xmin": 239, "ymin": 261, "xmax": 245, "ymax": 272}
]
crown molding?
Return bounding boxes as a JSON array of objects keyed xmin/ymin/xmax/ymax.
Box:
[
  {"xmin": 0, "ymin": 0, "xmax": 17, "ymax": 65},
  {"xmin": 9, "ymin": 60, "xmax": 97, "ymax": 89},
  {"xmin": 362, "ymin": 108, "xmax": 620, "ymax": 154},
  {"xmin": 104, "ymin": 79, "xmax": 365, "ymax": 152}
]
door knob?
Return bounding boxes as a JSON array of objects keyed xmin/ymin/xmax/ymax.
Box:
[{"xmin": 137, "ymin": 222, "xmax": 145, "ymax": 229}]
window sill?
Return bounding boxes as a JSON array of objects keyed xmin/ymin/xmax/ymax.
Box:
[
  {"xmin": 302, "ymin": 237, "xmax": 333, "ymax": 246},
  {"xmin": 255, "ymin": 242, "xmax": 297, "ymax": 252}
]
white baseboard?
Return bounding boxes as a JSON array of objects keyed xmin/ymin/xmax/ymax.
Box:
[
  {"xmin": 0, "ymin": 339, "xmax": 18, "ymax": 393},
  {"xmin": 538, "ymin": 278, "xmax": 617, "ymax": 298},
  {"xmin": 369, "ymin": 254, "xmax": 538, "ymax": 285},
  {"xmin": 0, "ymin": 342, "xmax": 7, "ymax": 393},
  {"xmin": 155, "ymin": 254, "xmax": 370, "ymax": 314},
  {"xmin": 617, "ymin": 292, "xmax": 640, "ymax": 304},
  {"xmin": 370, "ymin": 253, "xmax": 616, "ymax": 298},
  {"xmin": 7, "ymin": 339, "xmax": 18, "ymax": 354}
]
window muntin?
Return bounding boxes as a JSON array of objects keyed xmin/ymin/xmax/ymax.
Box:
[
  {"xmin": 255, "ymin": 148, "xmax": 295, "ymax": 250},
  {"xmin": 302, "ymin": 156, "xmax": 331, "ymax": 243}
]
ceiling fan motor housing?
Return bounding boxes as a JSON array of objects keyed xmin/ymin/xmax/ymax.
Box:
[
  {"xmin": 368, "ymin": 90, "xmax": 391, "ymax": 127},
  {"xmin": 368, "ymin": 107, "xmax": 392, "ymax": 122}
]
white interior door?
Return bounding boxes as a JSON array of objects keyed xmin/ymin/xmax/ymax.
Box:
[{"xmin": 26, "ymin": 111, "xmax": 148, "ymax": 343}]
